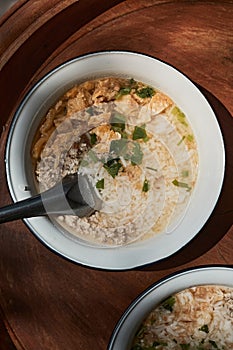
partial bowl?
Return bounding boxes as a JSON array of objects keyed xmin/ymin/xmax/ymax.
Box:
[
  {"xmin": 5, "ymin": 51, "xmax": 225, "ymax": 270},
  {"xmin": 108, "ymin": 266, "xmax": 233, "ymax": 349}
]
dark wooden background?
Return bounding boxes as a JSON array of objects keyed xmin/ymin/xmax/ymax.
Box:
[{"xmin": 0, "ymin": 1, "xmax": 232, "ymax": 349}]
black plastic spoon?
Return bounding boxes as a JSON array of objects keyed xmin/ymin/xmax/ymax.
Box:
[{"xmin": 0, "ymin": 174, "xmax": 102, "ymax": 224}]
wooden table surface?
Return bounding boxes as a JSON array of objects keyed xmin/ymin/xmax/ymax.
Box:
[{"xmin": 0, "ymin": 1, "xmax": 232, "ymax": 349}]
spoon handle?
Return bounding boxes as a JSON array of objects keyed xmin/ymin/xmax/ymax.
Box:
[
  {"xmin": 0, "ymin": 174, "xmax": 97, "ymax": 224},
  {"xmin": 0, "ymin": 194, "xmax": 45, "ymax": 223}
]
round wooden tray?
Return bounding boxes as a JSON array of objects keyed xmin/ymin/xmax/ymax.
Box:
[{"xmin": 0, "ymin": 1, "xmax": 233, "ymax": 349}]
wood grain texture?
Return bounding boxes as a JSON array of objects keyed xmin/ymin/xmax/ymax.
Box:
[{"xmin": 0, "ymin": 1, "xmax": 232, "ymax": 349}]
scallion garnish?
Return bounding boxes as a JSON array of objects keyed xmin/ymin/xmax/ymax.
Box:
[
  {"xmin": 90, "ymin": 132, "xmax": 97, "ymax": 145},
  {"xmin": 109, "ymin": 139, "xmax": 143, "ymax": 166},
  {"xmin": 130, "ymin": 142, "xmax": 143, "ymax": 166},
  {"xmin": 146, "ymin": 166, "xmax": 157, "ymax": 172},
  {"xmin": 110, "ymin": 138, "xmax": 128, "ymax": 156},
  {"xmin": 96, "ymin": 178, "xmax": 104, "ymax": 190},
  {"xmin": 181, "ymin": 170, "xmax": 189, "ymax": 177},
  {"xmin": 209, "ymin": 340, "xmax": 219, "ymax": 349},
  {"xmin": 162, "ymin": 296, "xmax": 175, "ymax": 312},
  {"xmin": 172, "ymin": 106, "xmax": 188, "ymax": 126},
  {"xmin": 172, "ymin": 179, "xmax": 191, "ymax": 192},
  {"xmin": 142, "ymin": 179, "xmax": 149, "ymax": 192},
  {"xmin": 136, "ymin": 86, "xmax": 155, "ymax": 98},
  {"xmin": 177, "ymin": 135, "xmax": 185, "ymax": 145},
  {"xmin": 115, "ymin": 87, "xmax": 132, "ymax": 99},
  {"xmin": 199, "ymin": 325, "xmax": 209, "ymax": 333},
  {"xmin": 132, "ymin": 124, "xmax": 149, "ymax": 142},
  {"xmin": 110, "ymin": 112, "xmax": 126, "ymax": 134},
  {"xmin": 187, "ymin": 134, "xmax": 194, "ymax": 142},
  {"xmin": 88, "ymin": 149, "xmax": 99, "ymax": 163},
  {"xmin": 103, "ymin": 158, "xmax": 122, "ymax": 178}
]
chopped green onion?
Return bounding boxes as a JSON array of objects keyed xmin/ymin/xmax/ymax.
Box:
[
  {"xmin": 88, "ymin": 149, "xmax": 99, "ymax": 163},
  {"xmin": 136, "ymin": 86, "xmax": 155, "ymax": 98},
  {"xmin": 130, "ymin": 142, "xmax": 143, "ymax": 166},
  {"xmin": 181, "ymin": 170, "xmax": 189, "ymax": 178},
  {"xmin": 142, "ymin": 179, "xmax": 150, "ymax": 192},
  {"xmin": 103, "ymin": 158, "xmax": 122, "ymax": 178},
  {"xmin": 132, "ymin": 124, "xmax": 149, "ymax": 141},
  {"xmin": 110, "ymin": 112, "xmax": 126, "ymax": 133},
  {"xmin": 109, "ymin": 139, "xmax": 143, "ymax": 166},
  {"xmin": 187, "ymin": 134, "xmax": 194, "ymax": 142},
  {"xmin": 86, "ymin": 106, "xmax": 94, "ymax": 115},
  {"xmin": 209, "ymin": 340, "xmax": 219, "ymax": 349},
  {"xmin": 146, "ymin": 166, "xmax": 157, "ymax": 172},
  {"xmin": 172, "ymin": 106, "xmax": 188, "ymax": 126},
  {"xmin": 96, "ymin": 178, "xmax": 104, "ymax": 190},
  {"xmin": 90, "ymin": 132, "xmax": 97, "ymax": 145},
  {"xmin": 162, "ymin": 296, "xmax": 175, "ymax": 312},
  {"xmin": 135, "ymin": 325, "xmax": 147, "ymax": 339},
  {"xmin": 115, "ymin": 87, "xmax": 132, "ymax": 99},
  {"xmin": 177, "ymin": 135, "xmax": 185, "ymax": 145},
  {"xmin": 199, "ymin": 325, "xmax": 209, "ymax": 333},
  {"xmin": 129, "ymin": 78, "xmax": 137, "ymax": 87},
  {"xmin": 110, "ymin": 139, "xmax": 128, "ymax": 156},
  {"xmin": 172, "ymin": 179, "xmax": 191, "ymax": 191}
]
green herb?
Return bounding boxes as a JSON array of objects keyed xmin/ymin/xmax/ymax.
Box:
[
  {"xmin": 133, "ymin": 124, "xmax": 149, "ymax": 141},
  {"xmin": 129, "ymin": 78, "xmax": 137, "ymax": 87},
  {"xmin": 116, "ymin": 87, "xmax": 132, "ymax": 99},
  {"xmin": 187, "ymin": 134, "xmax": 194, "ymax": 142},
  {"xmin": 110, "ymin": 112, "xmax": 126, "ymax": 133},
  {"xmin": 135, "ymin": 326, "xmax": 147, "ymax": 339},
  {"xmin": 96, "ymin": 178, "xmax": 104, "ymax": 190},
  {"xmin": 177, "ymin": 135, "xmax": 185, "ymax": 145},
  {"xmin": 180, "ymin": 344, "xmax": 190, "ymax": 350},
  {"xmin": 142, "ymin": 179, "xmax": 150, "ymax": 192},
  {"xmin": 90, "ymin": 132, "xmax": 97, "ymax": 145},
  {"xmin": 162, "ymin": 296, "xmax": 175, "ymax": 312},
  {"xmin": 88, "ymin": 149, "xmax": 99, "ymax": 163},
  {"xmin": 181, "ymin": 170, "xmax": 189, "ymax": 177},
  {"xmin": 103, "ymin": 158, "xmax": 122, "ymax": 178},
  {"xmin": 131, "ymin": 142, "xmax": 143, "ymax": 165},
  {"xmin": 110, "ymin": 138, "xmax": 128, "ymax": 156},
  {"xmin": 209, "ymin": 340, "xmax": 219, "ymax": 349},
  {"xmin": 146, "ymin": 166, "xmax": 157, "ymax": 172},
  {"xmin": 86, "ymin": 106, "xmax": 95, "ymax": 115},
  {"xmin": 172, "ymin": 179, "xmax": 191, "ymax": 191},
  {"xmin": 109, "ymin": 139, "xmax": 143, "ymax": 166},
  {"xmin": 199, "ymin": 324, "xmax": 209, "ymax": 333},
  {"xmin": 172, "ymin": 106, "xmax": 188, "ymax": 126},
  {"xmin": 136, "ymin": 86, "xmax": 155, "ymax": 98}
]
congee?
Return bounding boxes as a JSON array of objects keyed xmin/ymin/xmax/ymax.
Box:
[
  {"xmin": 131, "ymin": 285, "xmax": 233, "ymax": 349},
  {"xmin": 32, "ymin": 77, "xmax": 198, "ymax": 246}
]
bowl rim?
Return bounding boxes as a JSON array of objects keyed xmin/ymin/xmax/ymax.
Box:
[
  {"xmin": 107, "ymin": 265, "xmax": 233, "ymax": 349},
  {"xmin": 5, "ymin": 50, "xmax": 225, "ymax": 270}
]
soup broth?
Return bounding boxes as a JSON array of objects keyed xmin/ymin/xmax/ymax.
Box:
[{"xmin": 32, "ymin": 77, "xmax": 198, "ymax": 246}]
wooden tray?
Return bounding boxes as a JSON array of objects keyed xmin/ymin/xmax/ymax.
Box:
[{"xmin": 0, "ymin": 1, "xmax": 232, "ymax": 349}]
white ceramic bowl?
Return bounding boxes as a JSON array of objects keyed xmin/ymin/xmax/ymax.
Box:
[
  {"xmin": 5, "ymin": 51, "xmax": 225, "ymax": 270},
  {"xmin": 108, "ymin": 266, "xmax": 233, "ymax": 349}
]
